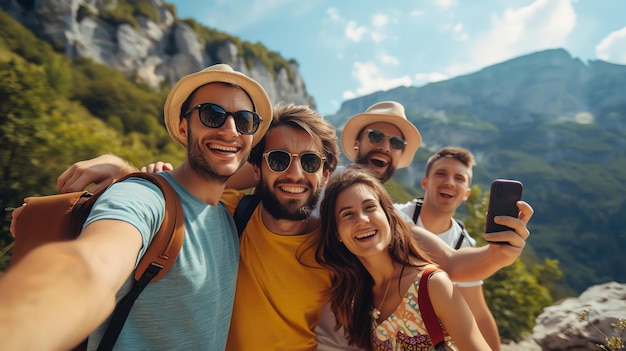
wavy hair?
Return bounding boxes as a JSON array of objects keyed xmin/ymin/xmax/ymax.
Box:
[{"xmin": 315, "ymin": 165, "xmax": 428, "ymax": 349}]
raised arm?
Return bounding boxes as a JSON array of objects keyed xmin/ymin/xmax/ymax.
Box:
[
  {"xmin": 224, "ymin": 162, "xmax": 258, "ymax": 190},
  {"xmin": 57, "ymin": 153, "xmax": 257, "ymax": 193},
  {"xmin": 0, "ymin": 220, "xmax": 141, "ymax": 350},
  {"xmin": 413, "ymin": 200, "xmax": 533, "ymax": 282},
  {"xmin": 57, "ymin": 154, "xmax": 138, "ymax": 193}
]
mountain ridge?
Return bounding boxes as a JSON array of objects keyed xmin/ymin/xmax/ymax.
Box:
[
  {"xmin": 2, "ymin": 0, "xmax": 623, "ymax": 293},
  {"xmin": 328, "ymin": 48, "xmax": 626, "ymax": 293}
]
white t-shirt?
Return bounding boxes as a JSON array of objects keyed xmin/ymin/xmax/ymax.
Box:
[{"xmin": 395, "ymin": 200, "xmax": 482, "ymax": 287}]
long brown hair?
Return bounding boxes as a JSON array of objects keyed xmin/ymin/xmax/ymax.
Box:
[{"xmin": 315, "ymin": 165, "xmax": 427, "ymax": 349}]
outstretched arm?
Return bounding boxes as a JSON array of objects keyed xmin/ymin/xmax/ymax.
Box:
[
  {"xmin": 0, "ymin": 220, "xmax": 141, "ymax": 350},
  {"xmin": 413, "ymin": 201, "xmax": 533, "ymax": 282}
]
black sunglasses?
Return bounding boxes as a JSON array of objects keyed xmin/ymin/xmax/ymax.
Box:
[
  {"xmin": 366, "ymin": 129, "xmax": 407, "ymax": 150},
  {"xmin": 262, "ymin": 149, "xmax": 326, "ymax": 174},
  {"xmin": 184, "ymin": 103, "xmax": 262, "ymax": 135}
]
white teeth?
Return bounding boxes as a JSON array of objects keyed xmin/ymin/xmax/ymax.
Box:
[
  {"xmin": 280, "ymin": 186, "xmax": 306, "ymax": 194},
  {"xmin": 356, "ymin": 230, "xmax": 376, "ymax": 239},
  {"xmin": 209, "ymin": 143, "xmax": 238, "ymax": 152}
]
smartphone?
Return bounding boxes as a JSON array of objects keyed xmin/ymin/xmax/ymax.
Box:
[{"xmin": 485, "ymin": 179, "xmax": 523, "ymax": 244}]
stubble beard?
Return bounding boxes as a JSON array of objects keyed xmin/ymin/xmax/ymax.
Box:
[{"xmin": 186, "ymin": 127, "xmax": 246, "ymax": 183}]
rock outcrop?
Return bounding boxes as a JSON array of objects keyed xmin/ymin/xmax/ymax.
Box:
[
  {"xmin": 533, "ymin": 282, "xmax": 626, "ymax": 350},
  {"xmin": 1, "ymin": 0, "xmax": 313, "ymax": 108}
]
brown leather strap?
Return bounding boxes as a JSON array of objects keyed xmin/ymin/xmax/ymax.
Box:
[{"xmin": 119, "ymin": 173, "xmax": 185, "ymax": 283}]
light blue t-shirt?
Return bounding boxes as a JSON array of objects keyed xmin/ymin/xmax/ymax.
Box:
[{"xmin": 84, "ymin": 172, "xmax": 239, "ymax": 351}]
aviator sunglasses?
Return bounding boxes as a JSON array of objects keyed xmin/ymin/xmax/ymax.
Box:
[
  {"xmin": 184, "ymin": 103, "xmax": 262, "ymax": 135},
  {"xmin": 366, "ymin": 129, "xmax": 407, "ymax": 150},
  {"xmin": 262, "ymin": 149, "xmax": 326, "ymax": 174}
]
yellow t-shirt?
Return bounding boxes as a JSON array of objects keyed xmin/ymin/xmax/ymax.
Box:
[{"xmin": 221, "ymin": 189, "xmax": 332, "ymax": 351}]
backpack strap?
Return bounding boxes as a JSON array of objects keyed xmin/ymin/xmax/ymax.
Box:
[
  {"xmin": 418, "ymin": 266, "xmax": 447, "ymax": 351},
  {"xmin": 234, "ymin": 194, "xmax": 261, "ymax": 237},
  {"xmin": 412, "ymin": 198, "xmax": 423, "ymax": 224},
  {"xmin": 98, "ymin": 172, "xmax": 184, "ymax": 351},
  {"xmin": 414, "ymin": 198, "xmax": 468, "ymax": 251},
  {"xmin": 453, "ymin": 219, "xmax": 467, "ymax": 250}
]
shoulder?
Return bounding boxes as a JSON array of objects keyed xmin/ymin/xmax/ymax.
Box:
[
  {"xmin": 423, "ymin": 269, "xmax": 454, "ymax": 295},
  {"xmin": 220, "ymin": 188, "xmax": 246, "ymax": 214}
]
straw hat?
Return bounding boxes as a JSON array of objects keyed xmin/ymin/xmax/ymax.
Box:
[
  {"xmin": 341, "ymin": 101, "xmax": 422, "ymax": 168},
  {"xmin": 164, "ymin": 63, "xmax": 272, "ymax": 148}
]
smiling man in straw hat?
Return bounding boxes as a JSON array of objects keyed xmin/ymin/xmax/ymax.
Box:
[
  {"xmin": 0, "ymin": 63, "xmax": 272, "ymax": 350},
  {"xmin": 341, "ymin": 101, "xmax": 422, "ymax": 182}
]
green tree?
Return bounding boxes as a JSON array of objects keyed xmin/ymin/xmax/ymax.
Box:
[{"xmin": 0, "ymin": 60, "xmax": 140, "ymax": 272}]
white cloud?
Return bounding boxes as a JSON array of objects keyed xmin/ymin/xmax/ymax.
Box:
[
  {"xmin": 342, "ymin": 62, "xmax": 413, "ymax": 99},
  {"xmin": 596, "ymin": 26, "xmax": 626, "ymax": 64},
  {"xmin": 380, "ymin": 52, "xmax": 399, "ymax": 65},
  {"xmin": 327, "ymin": 7, "xmax": 341, "ymax": 21},
  {"xmin": 435, "ymin": 0, "xmax": 457, "ymax": 10},
  {"xmin": 345, "ymin": 21, "xmax": 368, "ymax": 42},
  {"xmin": 451, "ymin": 23, "xmax": 469, "ymax": 41},
  {"xmin": 369, "ymin": 14, "xmax": 389, "ymax": 42},
  {"xmin": 446, "ymin": 0, "xmax": 576, "ymax": 77},
  {"xmin": 371, "ymin": 32, "xmax": 386, "ymax": 43},
  {"xmin": 414, "ymin": 72, "xmax": 450, "ymax": 85},
  {"xmin": 372, "ymin": 14, "xmax": 389, "ymax": 27}
]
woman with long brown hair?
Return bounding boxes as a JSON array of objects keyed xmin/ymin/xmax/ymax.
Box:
[{"xmin": 315, "ymin": 165, "xmax": 490, "ymax": 350}]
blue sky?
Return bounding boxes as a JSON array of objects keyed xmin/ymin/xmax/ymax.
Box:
[{"xmin": 168, "ymin": 0, "xmax": 626, "ymax": 116}]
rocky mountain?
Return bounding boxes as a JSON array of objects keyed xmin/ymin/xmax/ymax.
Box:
[
  {"xmin": 2, "ymin": 0, "xmax": 622, "ymax": 294},
  {"xmin": 329, "ymin": 49, "xmax": 626, "ymax": 293},
  {"xmin": 0, "ymin": 0, "xmax": 314, "ymax": 109}
]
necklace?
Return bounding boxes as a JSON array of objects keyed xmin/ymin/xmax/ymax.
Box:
[{"xmin": 371, "ymin": 276, "xmax": 392, "ymax": 320}]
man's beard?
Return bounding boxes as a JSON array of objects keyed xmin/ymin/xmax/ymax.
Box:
[
  {"xmin": 355, "ymin": 151, "xmax": 396, "ymax": 183},
  {"xmin": 186, "ymin": 126, "xmax": 245, "ymax": 183},
  {"xmin": 255, "ymin": 175, "xmax": 322, "ymax": 221}
]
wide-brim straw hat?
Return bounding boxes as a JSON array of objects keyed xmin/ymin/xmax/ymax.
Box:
[
  {"xmin": 341, "ymin": 101, "xmax": 422, "ymax": 168},
  {"xmin": 164, "ymin": 63, "xmax": 272, "ymax": 148}
]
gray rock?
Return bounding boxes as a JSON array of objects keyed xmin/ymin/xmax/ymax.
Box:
[{"xmin": 533, "ymin": 282, "xmax": 626, "ymax": 351}]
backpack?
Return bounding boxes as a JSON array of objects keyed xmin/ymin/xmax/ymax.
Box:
[
  {"xmin": 9, "ymin": 172, "xmax": 185, "ymax": 351},
  {"xmin": 411, "ymin": 198, "xmax": 468, "ymax": 250},
  {"xmin": 233, "ymin": 194, "xmax": 261, "ymax": 236}
]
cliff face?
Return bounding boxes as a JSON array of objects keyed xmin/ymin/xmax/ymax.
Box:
[{"xmin": 1, "ymin": 0, "xmax": 314, "ymax": 108}]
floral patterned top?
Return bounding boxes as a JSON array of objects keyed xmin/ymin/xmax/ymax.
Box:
[{"xmin": 371, "ymin": 270, "xmax": 457, "ymax": 351}]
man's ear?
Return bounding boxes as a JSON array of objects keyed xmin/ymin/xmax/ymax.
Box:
[
  {"xmin": 421, "ymin": 176, "xmax": 428, "ymax": 190},
  {"xmin": 253, "ymin": 163, "xmax": 261, "ymax": 181},
  {"xmin": 462, "ymin": 186, "xmax": 471, "ymax": 201},
  {"xmin": 322, "ymin": 168, "xmax": 331, "ymax": 185},
  {"xmin": 178, "ymin": 118, "xmax": 189, "ymax": 140}
]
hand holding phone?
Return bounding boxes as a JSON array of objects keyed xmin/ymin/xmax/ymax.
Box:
[{"xmin": 485, "ymin": 179, "xmax": 523, "ymax": 244}]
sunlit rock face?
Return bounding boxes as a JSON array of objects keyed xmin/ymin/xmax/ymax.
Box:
[
  {"xmin": 2, "ymin": 0, "xmax": 314, "ymax": 108},
  {"xmin": 533, "ymin": 282, "xmax": 626, "ymax": 351}
]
